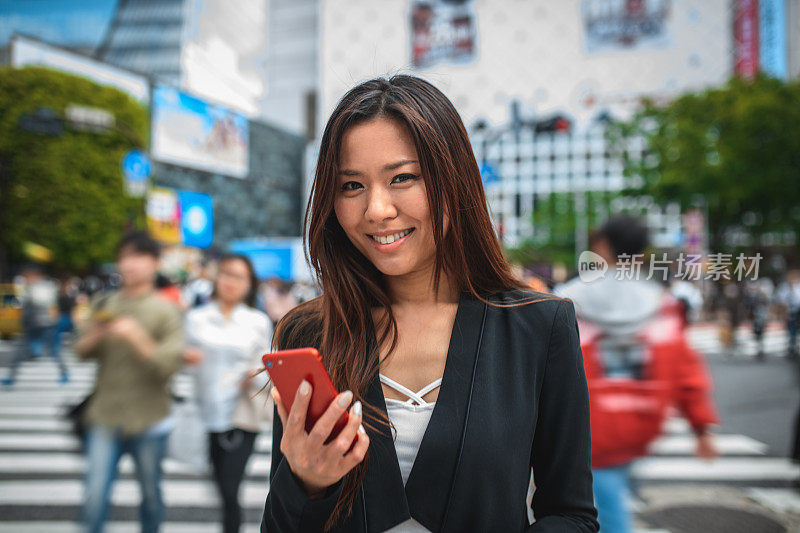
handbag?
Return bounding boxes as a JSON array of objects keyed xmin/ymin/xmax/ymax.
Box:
[
  {"xmin": 231, "ymin": 375, "xmax": 273, "ymax": 433},
  {"xmin": 65, "ymin": 393, "xmax": 93, "ymax": 450}
]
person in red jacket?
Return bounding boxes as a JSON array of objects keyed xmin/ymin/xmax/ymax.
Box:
[{"xmin": 556, "ymin": 215, "xmax": 719, "ymax": 533}]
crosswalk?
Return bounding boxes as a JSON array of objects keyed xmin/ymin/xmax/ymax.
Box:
[
  {"xmin": 686, "ymin": 321, "xmax": 792, "ymax": 359},
  {"xmin": 1, "ymin": 329, "xmax": 799, "ymax": 532},
  {"xmin": 0, "ymin": 345, "xmax": 271, "ymax": 533}
]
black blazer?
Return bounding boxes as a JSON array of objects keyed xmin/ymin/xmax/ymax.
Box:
[{"xmin": 261, "ymin": 288, "xmax": 598, "ymax": 532}]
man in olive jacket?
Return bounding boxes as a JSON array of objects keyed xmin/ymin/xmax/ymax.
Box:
[{"xmin": 75, "ymin": 231, "xmax": 184, "ymax": 533}]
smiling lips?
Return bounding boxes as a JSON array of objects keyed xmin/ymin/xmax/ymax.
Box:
[{"xmin": 367, "ymin": 228, "xmax": 414, "ymax": 245}]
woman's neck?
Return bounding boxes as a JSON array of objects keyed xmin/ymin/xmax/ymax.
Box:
[
  {"xmin": 384, "ymin": 267, "xmax": 459, "ymax": 309},
  {"xmin": 217, "ymin": 299, "xmax": 238, "ymax": 318}
]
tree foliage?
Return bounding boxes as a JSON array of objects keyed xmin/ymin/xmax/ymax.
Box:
[
  {"xmin": 506, "ymin": 190, "xmax": 622, "ymax": 267},
  {"xmin": 0, "ymin": 66, "xmax": 148, "ymax": 273},
  {"xmin": 611, "ymin": 75, "xmax": 800, "ymax": 251}
]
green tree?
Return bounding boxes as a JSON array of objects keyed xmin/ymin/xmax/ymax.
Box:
[
  {"xmin": 506, "ymin": 190, "xmax": 622, "ymax": 268},
  {"xmin": 0, "ymin": 66, "xmax": 148, "ymax": 276},
  {"xmin": 611, "ymin": 75, "xmax": 800, "ymax": 252}
]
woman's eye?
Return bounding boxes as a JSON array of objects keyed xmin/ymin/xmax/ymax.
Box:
[
  {"xmin": 340, "ymin": 181, "xmax": 362, "ymax": 192},
  {"xmin": 393, "ymin": 173, "xmax": 417, "ymax": 184}
]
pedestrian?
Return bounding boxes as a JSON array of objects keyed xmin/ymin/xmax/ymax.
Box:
[
  {"xmin": 261, "ymin": 277, "xmax": 298, "ymax": 330},
  {"xmin": 49, "ymin": 277, "xmax": 78, "ymax": 380},
  {"xmin": 183, "ymin": 253, "xmax": 272, "ymax": 533},
  {"xmin": 2, "ymin": 264, "xmax": 62, "ymax": 387},
  {"xmin": 746, "ymin": 278, "xmax": 774, "ymax": 360},
  {"xmin": 777, "ymin": 269, "xmax": 800, "ymax": 359},
  {"xmin": 555, "ymin": 216, "xmax": 719, "ymax": 533},
  {"xmin": 261, "ymin": 75, "xmax": 598, "ymax": 532},
  {"xmin": 156, "ymin": 273, "xmax": 185, "ymax": 310},
  {"xmin": 183, "ymin": 258, "xmax": 216, "ymax": 309},
  {"xmin": 74, "ymin": 231, "xmax": 184, "ymax": 533}
]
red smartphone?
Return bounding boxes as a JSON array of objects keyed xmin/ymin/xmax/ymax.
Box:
[{"xmin": 262, "ymin": 347, "xmax": 349, "ymax": 442}]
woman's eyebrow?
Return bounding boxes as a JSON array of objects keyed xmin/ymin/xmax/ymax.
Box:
[
  {"xmin": 337, "ymin": 159, "xmax": 419, "ymax": 176},
  {"xmin": 382, "ymin": 159, "xmax": 418, "ymax": 171}
]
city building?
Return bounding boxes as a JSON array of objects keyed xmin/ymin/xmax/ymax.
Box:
[{"xmin": 96, "ymin": 0, "xmax": 268, "ymax": 116}]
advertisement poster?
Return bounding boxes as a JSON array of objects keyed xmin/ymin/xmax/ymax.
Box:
[
  {"xmin": 411, "ymin": 0, "xmax": 476, "ymax": 69},
  {"xmin": 178, "ymin": 190, "xmax": 214, "ymax": 249},
  {"xmin": 151, "ymin": 86, "xmax": 249, "ymax": 178},
  {"xmin": 734, "ymin": 0, "xmax": 760, "ymax": 78},
  {"xmin": 146, "ymin": 187, "xmax": 182, "ymax": 245},
  {"xmin": 146, "ymin": 187, "xmax": 214, "ymax": 249},
  {"xmin": 581, "ymin": 0, "xmax": 672, "ymax": 54},
  {"xmin": 759, "ymin": 0, "xmax": 788, "ymax": 80}
]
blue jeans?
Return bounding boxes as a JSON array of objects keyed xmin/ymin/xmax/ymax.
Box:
[
  {"xmin": 50, "ymin": 313, "xmax": 74, "ymax": 362},
  {"xmin": 81, "ymin": 424, "xmax": 169, "ymax": 533},
  {"xmin": 788, "ymin": 310, "xmax": 799, "ymax": 355},
  {"xmin": 5, "ymin": 324, "xmax": 65, "ymax": 383},
  {"xmin": 592, "ymin": 463, "xmax": 633, "ymax": 533}
]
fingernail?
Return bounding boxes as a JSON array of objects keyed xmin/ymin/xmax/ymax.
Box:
[
  {"xmin": 299, "ymin": 380, "xmax": 310, "ymax": 395},
  {"xmin": 358, "ymin": 424, "xmax": 366, "ymax": 434},
  {"xmin": 352, "ymin": 400, "xmax": 362, "ymax": 416},
  {"xmin": 338, "ymin": 390, "xmax": 353, "ymax": 408}
]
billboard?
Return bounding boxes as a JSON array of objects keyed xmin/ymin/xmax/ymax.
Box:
[
  {"xmin": 151, "ymin": 86, "xmax": 249, "ymax": 178},
  {"xmin": 146, "ymin": 187, "xmax": 182, "ymax": 246},
  {"xmin": 229, "ymin": 238, "xmax": 314, "ymax": 282},
  {"xmin": 411, "ymin": 0, "xmax": 477, "ymax": 69},
  {"xmin": 734, "ymin": 0, "xmax": 760, "ymax": 78},
  {"xmin": 759, "ymin": 0, "xmax": 788, "ymax": 79},
  {"xmin": 581, "ymin": 0, "xmax": 672, "ymax": 54},
  {"xmin": 9, "ymin": 34, "xmax": 149, "ymax": 103},
  {"xmin": 146, "ymin": 187, "xmax": 214, "ymax": 249}
]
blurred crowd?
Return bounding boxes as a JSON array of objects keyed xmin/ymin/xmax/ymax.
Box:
[
  {"xmin": 2, "ymin": 226, "xmax": 800, "ymax": 533},
  {"xmin": 1, "ymin": 232, "xmax": 320, "ymax": 533}
]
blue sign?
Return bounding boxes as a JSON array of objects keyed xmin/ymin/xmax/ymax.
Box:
[
  {"xmin": 229, "ymin": 240, "xmax": 294, "ymax": 281},
  {"xmin": 480, "ymin": 161, "xmax": 500, "ymax": 185},
  {"xmin": 122, "ymin": 150, "xmax": 151, "ymax": 182},
  {"xmin": 759, "ymin": 0, "xmax": 788, "ymax": 80},
  {"xmin": 178, "ymin": 191, "xmax": 213, "ymax": 249},
  {"xmin": 121, "ymin": 150, "xmax": 151, "ymax": 197}
]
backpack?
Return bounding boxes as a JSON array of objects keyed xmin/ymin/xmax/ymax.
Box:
[{"xmin": 579, "ymin": 301, "xmax": 687, "ymax": 468}]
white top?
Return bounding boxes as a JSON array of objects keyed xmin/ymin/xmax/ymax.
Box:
[
  {"xmin": 380, "ymin": 373, "xmax": 441, "ymax": 533},
  {"xmin": 185, "ymin": 302, "xmax": 272, "ymax": 432}
]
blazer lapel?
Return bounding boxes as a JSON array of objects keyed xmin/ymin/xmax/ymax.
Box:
[
  {"xmin": 362, "ymin": 315, "xmax": 412, "ymax": 532},
  {"xmin": 360, "ymin": 291, "xmax": 488, "ymax": 533},
  {"xmin": 405, "ymin": 291, "xmax": 488, "ymax": 532}
]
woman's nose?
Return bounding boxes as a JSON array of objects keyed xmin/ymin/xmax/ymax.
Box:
[{"xmin": 365, "ymin": 188, "xmax": 397, "ymax": 222}]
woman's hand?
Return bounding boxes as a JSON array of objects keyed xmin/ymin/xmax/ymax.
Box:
[{"xmin": 271, "ymin": 380, "xmax": 369, "ymax": 498}]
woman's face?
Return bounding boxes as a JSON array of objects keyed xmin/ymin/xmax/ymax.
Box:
[
  {"xmin": 333, "ymin": 117, "xmax": 447, "ymax": 278},
  {"xmin": 215, "ymin": 258, "xmax": 251, "ymax": 305}
]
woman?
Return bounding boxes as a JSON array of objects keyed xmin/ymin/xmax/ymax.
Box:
[
  {"xmin": 262, "ymin": 75, "xmax": 597, "ymax": 532},
  {"xmin": 184, "ymin": 253, "xmax": 273, "ymax": 533}
]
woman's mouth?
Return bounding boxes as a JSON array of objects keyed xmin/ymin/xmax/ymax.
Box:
[{"xmin": 366, "ymin": 228, "xmax": 415, "ymax": 250}]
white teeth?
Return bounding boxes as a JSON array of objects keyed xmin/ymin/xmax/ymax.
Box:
[{"xmin": 370, "ymin": 228, "xmax": 412, "ymax": 245}]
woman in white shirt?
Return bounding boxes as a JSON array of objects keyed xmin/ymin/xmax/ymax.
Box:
[{"xmin": 184, "ymin": 253, "xmax": 273, "ymax": 533}]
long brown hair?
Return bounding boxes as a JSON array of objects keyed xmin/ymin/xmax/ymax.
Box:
[{"xmin": 271, "ymin": 74, "xmax": 561, "ymax": 530}]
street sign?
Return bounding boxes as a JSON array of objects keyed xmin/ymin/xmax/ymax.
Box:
[
  {"xmin": 18, "ymin": 108, "xmax": 63, "ymax": 136},
  {"xmin": 480, "ymin": 161, "xmax": 499, "ymax": 185},
  {"xmin": 66, "ymin": 105, "xmax": 114, "ymax": 133},
  {"xmin": 121, "ymin": 150, "xmax": 151, "ymax": 197},
  {"xmin": 178, "ymin": 191, "xmax": 214, "ymax": 249}
]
